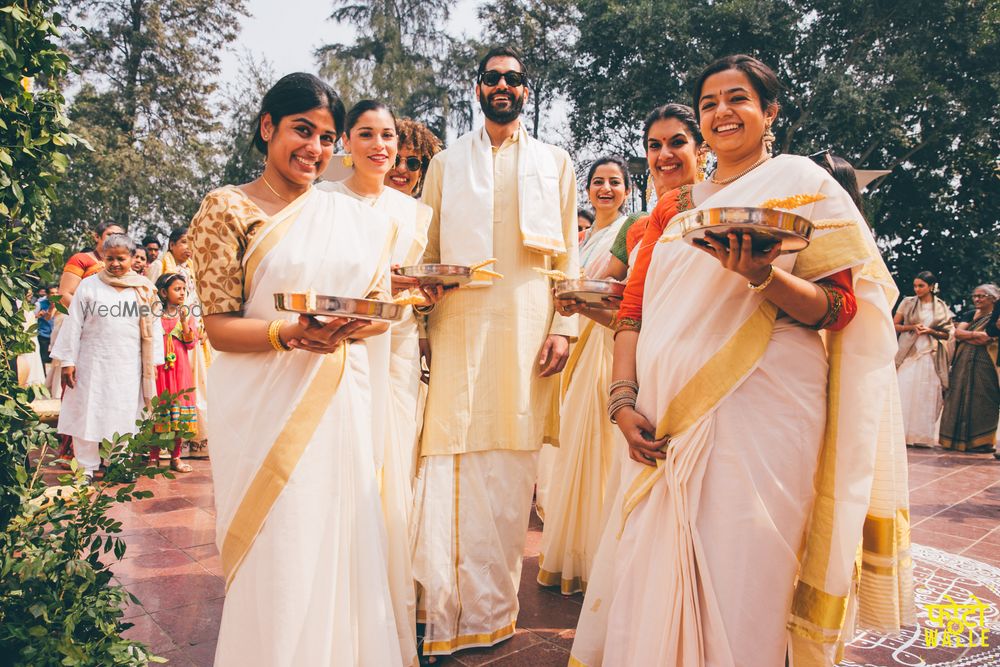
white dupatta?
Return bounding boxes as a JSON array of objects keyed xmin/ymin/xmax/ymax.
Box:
[{"xmin": 439, "ymin": 124, "xmax": 565, "ymax": 269}]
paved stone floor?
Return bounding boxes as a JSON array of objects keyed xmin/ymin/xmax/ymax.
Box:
[{"xmin": 84, "ymin": 446, "xmax": 998, "ymax": 666}]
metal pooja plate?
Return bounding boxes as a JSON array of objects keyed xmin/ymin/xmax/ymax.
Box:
[
  {"xmin": 676, "ymin": 206, "xmax": 813, "ymax": 254},
  {"xmin": 274, "ymin": 293, "xmax": 403, "ymax": 322},
  {"xmin": 395, "ymin": 263, "xmax": 473, "ymax": 288},
  {"xmin": 554, "ymin": 279, "xmax": 626, "ymax": 309}
]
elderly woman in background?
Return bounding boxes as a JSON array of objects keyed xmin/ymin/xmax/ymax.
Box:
[
  {"xmin": 939, "ymin": 283, "xmax": 999, "ymax": 454},
  {"xmin": 49, "ymin": 234, "xmax": 163, "ymax": 483},
  {"xmin": 893, "ymin": 271, "xmax": 954, "ymax": 447},
  {"xmin": 383, "ymin": 117, "xmax": 441, "ymax": 198}
]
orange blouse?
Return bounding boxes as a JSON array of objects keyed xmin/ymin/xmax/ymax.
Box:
[
  {"xmin": 616, "ymin": 186, "xmax": 857, "ymax": 333},
  {"xmin": 63, "ymin": 252, "xmax": 104, "ymax": 278}
]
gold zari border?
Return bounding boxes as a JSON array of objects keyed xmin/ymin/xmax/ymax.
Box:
[
  {"xmin": 620, "ymin": 302, "xmax": 777, "ymax": 530},
  {"xmin": 537, "ymin": 553, "xmax": 586, "ymax": 595},
  {"xmin": 422, "ymin": 621, "xmax": 517, "ymax": 655},
  {"xmin": 220, "ymin": 346, "xmax": 348, "ymax": 589},
  {"xmin": 562, "ymin": 320, "xmax": 596, "ymax": 401},
  {"xmin": 792, "ymin": 222, "xmax": 873, "ymax": 283}
]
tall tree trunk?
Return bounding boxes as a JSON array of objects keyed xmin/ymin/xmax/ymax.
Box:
[{"xmin": 121, "ymin": 0, "xmax": 145, "ymax": 138}]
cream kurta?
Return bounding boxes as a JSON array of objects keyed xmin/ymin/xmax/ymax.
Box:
[
  {"xmin": 50, "ymin": 275, "xmax": 165, "ymax": 442},
  {"xmin": 412, "ymin": 127, "xmax": 578, "ymax": 656},
  {"xmin": 418, "ymin": 131, "xmax": 578, "ymax": 457}
]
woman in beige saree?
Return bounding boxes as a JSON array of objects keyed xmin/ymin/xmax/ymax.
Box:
[
  {"xmin": 189, "ymin": 73, "xmax": 408, "ymax": 667},
  {"xmin": 893, "ymin": 271, "xmax": 953, "ymax": 447},
  {"xmin": 536, "ymin": 156, "xmax": 631, "ymax": 594},
  {"xmin": 319, "ymin": 99, "xmax": 441, "ymax": 666},
  {"xmin": 571, "ymin": 55, "xmax": 911, "ymax": 667}
]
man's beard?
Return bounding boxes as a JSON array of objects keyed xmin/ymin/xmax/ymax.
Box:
[{"xmin": 479, "ymin": 90, "xmax": 524, "ymax": 124}]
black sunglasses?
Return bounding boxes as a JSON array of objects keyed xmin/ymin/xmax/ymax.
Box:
[
  {"xmin": 395, "ymin": 155, "xmax": 427, "ymax": 172},
  {"xmin": 479, "ymin": 70, "xmax": 526, "ymax": 88}
]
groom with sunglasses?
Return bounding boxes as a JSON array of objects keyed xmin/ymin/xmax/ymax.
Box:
[{"xmin": 411, "ymin": 45, "xmax": 579, "ymax": 658}]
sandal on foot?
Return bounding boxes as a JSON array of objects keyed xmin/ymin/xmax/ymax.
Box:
[{"xmin": 170, "ymin": 458, "xmax": 193, "ymax": 473}]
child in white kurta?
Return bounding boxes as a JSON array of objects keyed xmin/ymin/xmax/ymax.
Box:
[{"xmin": 50, "ymin": 241, "xmax": 163, "ymax": 480}]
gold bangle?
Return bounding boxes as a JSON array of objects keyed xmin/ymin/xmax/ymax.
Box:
[
  {"xmin": 267, "ymin": 319, "xmax": 290, "ymax": 351},
  {"xmin": 747, "ymin": 265, "xmax": 775, "ymax": 292}
]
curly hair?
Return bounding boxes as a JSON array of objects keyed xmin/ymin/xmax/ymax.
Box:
[
  {"xmin": 395, "ymin": 119, "xmax": 442, "ymax": 196},
  {"xmin": 396, "ymin": 118, "xmax": 442, "ymax": 161}
]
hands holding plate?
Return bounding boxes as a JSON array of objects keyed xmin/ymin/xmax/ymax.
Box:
[{"xmin": 695, "ymin": 231, "xmax": 781, "ymax": 285}]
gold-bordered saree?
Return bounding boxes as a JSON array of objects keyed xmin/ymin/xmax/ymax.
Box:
[
  {"xmin": 196, "ymin": 187, "xmax": 412, "ymax": 667},
  {"xmin": 569, "ymin": 155, "xmax": 912, "ymax": 667}
]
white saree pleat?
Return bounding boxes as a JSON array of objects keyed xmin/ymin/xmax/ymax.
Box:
[{"xmin": 210, "ymin": 190, "xmax": 404, "ymax": 667}]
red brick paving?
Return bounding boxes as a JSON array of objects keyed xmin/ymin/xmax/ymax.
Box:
[{"xmin": 76, "ymin": 447, "xmax": 999, "ymax": 666}]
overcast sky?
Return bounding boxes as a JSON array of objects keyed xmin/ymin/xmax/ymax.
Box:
[{"xmin": 219, "ymin": 0, "xmax": 482, "ymax": 85}]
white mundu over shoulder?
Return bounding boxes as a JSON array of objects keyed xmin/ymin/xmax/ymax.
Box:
[{"xmin": 440, "ymin": 123, "xmax": 565, "ymax": 267}]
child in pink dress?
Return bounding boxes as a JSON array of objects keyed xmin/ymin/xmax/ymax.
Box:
[{"xmin": 152, "ymin": 273, "xmax": 197, "ymax": 473}]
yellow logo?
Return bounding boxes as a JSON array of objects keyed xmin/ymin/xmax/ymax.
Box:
[{"xmin": 923, "ymin": 594, "xmax": 990, "ymax": 648}]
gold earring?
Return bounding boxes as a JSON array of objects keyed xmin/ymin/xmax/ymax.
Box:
[
  {"xmin": 697, "ymin": 150, "xmax": 709, "ymax": 183},
  {"xmin": 763, "ymin": 121, "xmax": 776, "ymax": 155},
  {"xmin": 645, "ymin": 174, "xmax": 655, "ymax": 204},
  {"xmin": 342, "ymin": 154, "xmax": 353, "ymax": 168}
]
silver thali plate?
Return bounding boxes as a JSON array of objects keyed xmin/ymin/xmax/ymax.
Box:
[
  {"xmin": 395, "ymin": 263, "xmax": 472, "ymax": 288},
  {"xmin": 274, "ymin": 293, "xmax": 403, "ymax": 322},
  {"xmin": 676, "ymin": 206, "xmax": 813, "ymax": 254},
  {"xmin": 554, "ymin": 279, "xmax": 626, "ymax": 309}
]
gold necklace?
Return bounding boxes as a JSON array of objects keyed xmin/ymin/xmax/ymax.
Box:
[
  {"xmin": 261, "ymin": 175, "xmax": 293, "ymax": 203},
  {"xmin": 710, "ymin": 154, "xmax": 771, "ymax": 185}
]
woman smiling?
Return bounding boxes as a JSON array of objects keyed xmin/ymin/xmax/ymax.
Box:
[
  {"xmin": 188, "ymin": 74, "xmax": 410, "ymax": 666},
  {"xmin": 319, "ymin": 99, "xmax": 443, "ymax": 667},
  {"xmin": 604, "ymin": 104, "xmax": 704, "ymax": 281},
  {"xmin": 537, "ymin": 156, "xmax": 631, "ymax": 594},
  {"xmin": 571, "ymin": 55, "xmax": 911, "ymax": 667}
]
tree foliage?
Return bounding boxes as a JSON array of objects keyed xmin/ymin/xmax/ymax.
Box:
[
  {"xmin": 317, "ymin": 0, "xmax": 461, "ymax": 136},
  {"xmin": 567, "ymin": 0, "xmax": 999, "ymax": 306},
  {"xmin": 46, "ymin": 0, "xmax": 246, "ymax": 248},
  {"xmin": 0, "ymin": 2, "xmax": 181, "ymax": 663},
  {"xmin": 220, "ymin": 51, "xmax": 276, "ymax": 187},
  {"xmin": 0, "ymin": 0, "xmax": 74, "ymax": 529}
]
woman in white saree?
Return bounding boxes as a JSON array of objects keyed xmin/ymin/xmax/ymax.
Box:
[
  {"xmin": 571, "ymin": 55, "xmax": 912, "ymax": 667},
  {"xmin": 536, "ymin": 156, "xmax": 632, "ymax": 594},
  {"xmin": 319, "ymin": 99, "xmax": 441, "ymax": 667},
  {"xmin": 189, "ymin": 73, "xmax": 408, "ymax": 667}
]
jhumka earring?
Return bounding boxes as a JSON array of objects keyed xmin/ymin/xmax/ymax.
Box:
[
  {"xmin": 342, "ymin": 154, "xmax": 353, "ymax": 168},
  {"xmin": 645, "ymin": 175, "xmax": 655, "ymax": 204},
  {"xmin": 696, "ymin": 150, "xmax": 709, "ymax": 183},
  {"xmin": 763, "ymin": 121, "xmax": 776, "ymax": 155}
]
